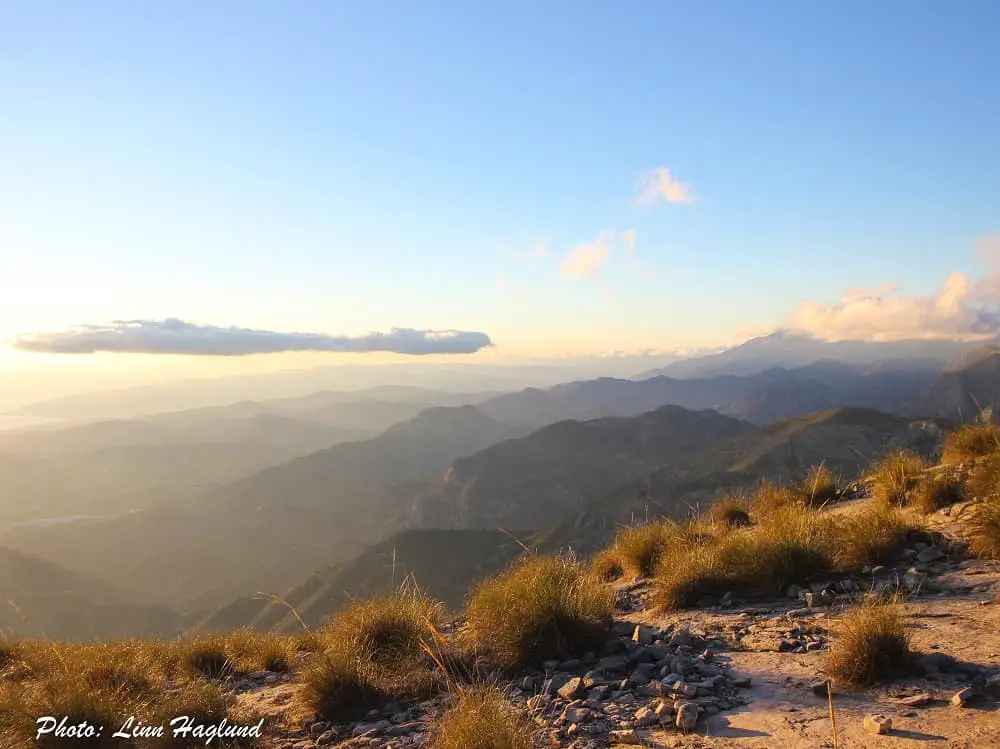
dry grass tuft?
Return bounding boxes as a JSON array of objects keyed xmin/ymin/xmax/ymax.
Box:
[
  {"xmin": 910, "ymin": 474, "xmax": 964, "ymax": 515},
  {"xmin": 0, "ymin": 640, "xmax": 262, "ymax": 748},
  {"xmin": 966, "ymin": 453, "xmax": 1000, "ymax": 500},
  {"xmin": 301, "ymin": 586, "xmax": 454, "ymax": 722},
  {"xmin": 825, "ymin": 598, "xmax": 913, "ymax": 687},
  {"xmin": 968, "ymin": 495, "xmax": 1000, "ymax": 559},
  {"xmin": 321, "ymin": 589, "xmax": 442, "ymax": 675},
  {"xmin": 869, "ymin": 450, "xmax": 927, "ymax": 507},
  {"xmin": 300, "ymin": 646, "xmax": 386, "ymax": 723},
  {"xmin": 429, "ymin": 687, "xmax": 534, "ymax": 749},
  {"xmin": 800, "ymin": 464, "xmax": 839, "ymax": 507},
  {"xmin": 655, "ymin": 506, "xmax": 835, "ymax": 611},
  {"xmin": 183, "ymin": 638, "xmax": 235, "ymax": 680},
  {"xmin": 705, "ymin": 495, "xmax": 751, "ymax": 529},
  {"xmin": 602, "ymin": 522, "xmax": 678, "ymax": 580},
  {"xmin": 466, "ymin": 555, "xmax": 613, "ymax": 669},
  {"xmin": 0, "ymin": 679, "xmax": 124, "ymax": 749},
  {"xmin": 589, "ymin": 548, "xmax": 624, "ymax": 582},
  {"xmin": 833, "ymin": 503, "xmax": 922, "ymax": 570},
  {"xmin": 653, "ymin": 543, "xmax": 727, "ymax": 612},
  {"xmin": 750, "ymin": 481, "xmax": 804, "ymax": 517},
  {"xmin": 942, "ymin": 421, "xmax": 1000, "ymax": 464}
]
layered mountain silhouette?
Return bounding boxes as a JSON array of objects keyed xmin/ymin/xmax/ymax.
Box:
[
  {"xmin": 3, "ymin": 335, "xmax": 998, "ymax": 639},
  {"xmin": 0, "ymin": 546, "xmax": 188, "ymax": 639}
]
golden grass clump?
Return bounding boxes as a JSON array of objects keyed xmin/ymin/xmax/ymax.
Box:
[
  {"xmin": 800, "ymin": 464, "xmax": 839, "ymax": 506},
  {"xmin": 466, "ymin": 555, "xmax": 613, "ymax": 669},
  {"xmin": 750, "ymin": 481, "xmax": 804, "ymax": 517},
  {"xmin": 302, "ymin": 587, "xmax": 448, "ymax": 722},
  {"xmin": 825, "ymin": 598, "xmax": 913, "ymax": 687},
  {"xmin": 910, "ymin": 474, "xmax": 964, "ymax": 515},
  {"xmin": 601, "ymin": 521, "xmax": 678, "ymax": 580},
  {"xmin": 942, "ymin": 421, "xmax": 1000, "ymax": 465},
  {"xmin": 0, "ymin": 640, "xmax": 261, "ymax": 748},
  {"xmin": 966, "ymin": 453, "xmax": 1000, "ymax": 500},
  {"xmin": 182, "ymin": 637, "xmax": 235, "ymax": 680},
  {"xmin": 705, "ymin": 494, "xmax": 751, "ymax": 529},
  {"xmin": 300, "ymin": 645, "xmax": 386, "ymax": 723},
  {"xmin": 655, "ymin": 506, "xmax": 835, "ymax": 611},
  {"xmin": 833, "ymin": 503, "xmax": 922, "ymax": 570},
  {"xmin": 0, "ymin": 678, "xmax": 124, "ymax": 749},
  {"xmin": 321, "ymin": 589, "xmax": 443, "ymax": 675},
  {"xmin": 589, "ymin": 548, "xmax": 624, "ymax": 581},
  {"xmin": 653, "ymin": 543, "xmax": 727, "ymax": 612},
  {"xmin": 968, "ymin": 495, "xmax": 1000, "ymax": 559},
  {"xmin": 869, "ymin": 450, "xmax": 927, "ymax": 507},
  {"xmin": 429, "ymin": 687, "xmax": 534, "ymax": 749}
]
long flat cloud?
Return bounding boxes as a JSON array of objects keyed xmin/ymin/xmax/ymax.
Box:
[{"xmin": 11, "ymin": 319, "xmax": 494, "ymax": 356}]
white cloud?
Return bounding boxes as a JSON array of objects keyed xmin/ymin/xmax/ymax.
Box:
[
  {"xmin": 559, "ymin": 231, "xmax": 616, "ymax": 278},
  {"xmin": 636, "ymin": 167, "xmax": 695, "ymax": 205},
  {"xmin": 557, "ymin": 229, "xmax": 650, "ymax": 280},
  {"xmin": 785, "ymin": 239, "xmax": 1000, "ymax": 341},
  {"xmin": 10, "ymin": 319, "xmax": 494, "ymax": 356}
]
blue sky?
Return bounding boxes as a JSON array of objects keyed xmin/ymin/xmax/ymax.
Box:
[{"xmin": 2, "ymin": 0, "xmax": 999, "ymax": 370}]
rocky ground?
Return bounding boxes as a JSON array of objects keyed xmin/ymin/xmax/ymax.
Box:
[{"xmin": 232, "ymin": 496, "xmax": 1000, "ymax": 748}]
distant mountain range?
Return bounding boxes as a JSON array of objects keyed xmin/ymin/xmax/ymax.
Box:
[
  {"xmin": 6, "ymin": 338, "xmax": 1000, "ymax": 639},
  {"xmin": 637, "ymin": 331, "xmax": 987, "ymax": 379},
  {"xmin": 0, "ymin": 546, "xmax": 188, "ymax": 639}
]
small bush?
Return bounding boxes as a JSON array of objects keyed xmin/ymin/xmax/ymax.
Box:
[
  {"xmin": 834, "ymin": 503, "xmax": 922, "ymax": 570},
  {"xmin": 825, "ymin": 598, "xmax": 913, "ymax": 687},
  {"xmin": 705, "ymin": 495, "xmax": 751, "ymax": 529},
  {"xmin": 429, "ymin": 687, "xmax": 534, "ymax": 749},
  {"xmin": 870, "ymin": 451, "xmax": 926, "ymax": 507},
  {"xmin": 801, "ymin": 464, "xmax": 839, "ymax": 506},
  {"xmin": 968, "ymin": 495, "xmax": 1000, "ymax": 559},
  {"xmin": 942, "ymin": 422, "xmax": 1000, "ymax": 464},
  {"xmin": 466, "ymin": 555, "xmax": 613, "ymax": 669},
  {"xmin": 910, "ymin": 474, "xmax": 964, "ymax": 514}
]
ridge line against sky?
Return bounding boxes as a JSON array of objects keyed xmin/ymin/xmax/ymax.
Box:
[{"xmin": 1, "ymin": 1, "xmax": 998, "ymax": 382}]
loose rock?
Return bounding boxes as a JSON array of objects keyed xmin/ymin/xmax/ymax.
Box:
[
  {"xmin": 676, "ymin": 701, "xmax": 699, "ymax": 732},
  {"xmin": 864, "ymin": 714, "xmax": 893, "ymax": 735}
]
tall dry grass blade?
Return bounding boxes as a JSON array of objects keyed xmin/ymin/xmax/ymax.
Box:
[
  {"xmin": 254, "ymin": 591, "xmax": 313, "ymax": 634},
  {"xmin": 827, "ymin": 680, "xmax": 839, "ymax": 749}
]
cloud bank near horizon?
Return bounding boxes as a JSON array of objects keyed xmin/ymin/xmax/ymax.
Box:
[
  {"xmin": 10, "ymin": 319, "xmax": 494, "ymax": 356},
  {"xmin": 782, "ymin": 235, "xmax": 1000, "ymax": 342}
]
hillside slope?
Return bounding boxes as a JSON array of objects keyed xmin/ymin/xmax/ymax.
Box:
[
  {"xmin": 195, "ymin": 529, "xmax": 527, "ymax": 633},
  {"xmin": 405, "ymin": 406, "xmax": 753, "ymax": 531},
  {"xmin": 925, "ymin": 348, "xmax": 1000, "ymax": 421},
  {"xmin": 0, "ymin": 546, "xmax": 187, "ymax": 639},
  {"xmin": 3, "ymin": 406, "xmax": 522, "ymax": 610},
  {"xmin": 539, "ymin": 407, "xmax": 946, "ymax": 555}
]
